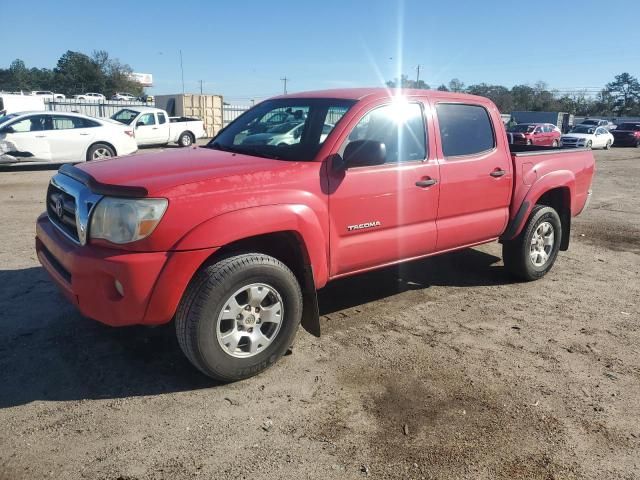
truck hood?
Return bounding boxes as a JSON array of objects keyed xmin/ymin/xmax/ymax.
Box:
[{"xmin": 76, "ymin": 146, "xmax": 295, "ymax": 195}]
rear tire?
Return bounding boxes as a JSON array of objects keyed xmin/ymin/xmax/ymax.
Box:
[
  {"xmin": 87, "ymin": 143, "xmax": 115, "ymax": 161},
  {"xmin": 175, "ymin": 253, "xmax": 303, "ymax": 382},
  {"xmin": 503, "ymin": 205, "xmax": 562, "ymax": 281},
  {"xmin": 178, "ymin": 131, "xmax": 194, "ymax": 147}
]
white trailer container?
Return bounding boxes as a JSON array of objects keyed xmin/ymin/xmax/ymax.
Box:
[{"xmin": 0, "ymin": 94, "xmax": 46, "ymax": 115}]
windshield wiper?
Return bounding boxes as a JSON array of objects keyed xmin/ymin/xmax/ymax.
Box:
[{"xmin": 207, "ymin": 142, "xmax": 282, "ymax": 160}]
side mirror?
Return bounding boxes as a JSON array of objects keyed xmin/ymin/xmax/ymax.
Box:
[
  {"xmin": 0, "ymin": 126, "xmax": 15, "ymax": 134},
  {"xmin": 343, "ymin": 140, "xmax": 386, "ymax": 168},
  {"xmin": 293, "ymin": 129, "xmax": 301, "ymax": 139},
  {"xmin": 136, "ymin": 121, "xmax": 144, "ymax": 128}
]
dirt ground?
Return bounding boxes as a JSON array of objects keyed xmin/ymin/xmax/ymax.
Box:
[{"xmin": 1, "ymin": 146, "xmax": 639, "ymax": 480}]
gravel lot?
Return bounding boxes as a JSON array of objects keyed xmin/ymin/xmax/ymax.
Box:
[{"xmin": 1, "ymin": 146, "xmax": 639, "ymax": 480}]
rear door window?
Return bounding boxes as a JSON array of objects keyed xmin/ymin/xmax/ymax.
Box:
[
  {"xmin": 436, "ymin": 103, "xmax": 495, "ymax": 157},
  {"xmin": 158, "ymin": 113, "xmax": 167, "ymax": 124}
]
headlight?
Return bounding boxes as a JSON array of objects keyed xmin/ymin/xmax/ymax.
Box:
[{"xmin": 90, "ymin": 197, "xmax": 168, "ymax": 244}]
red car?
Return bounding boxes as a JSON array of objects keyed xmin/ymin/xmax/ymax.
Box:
[
  {"xmin": 36, "ymin": 88, "xmax": 595, "ymax": 381},
  {"xmin": 507, "ymin": 123, "xmax": 562, "ymax": 147}
]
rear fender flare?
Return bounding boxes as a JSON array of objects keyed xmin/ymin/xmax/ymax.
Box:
[{"xmin": 502, "ymin": 170, "xmax": 575, "ymax": 241}]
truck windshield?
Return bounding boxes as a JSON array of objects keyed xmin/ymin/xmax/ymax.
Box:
[
  {"xmin": 111, "ymin": 109, "xmax": 140, "ymax": 125},
  {"xmin": 207, "ymin": 98, "xmax": 355, "ymax": 161}
]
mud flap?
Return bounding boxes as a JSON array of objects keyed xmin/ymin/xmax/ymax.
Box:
[{"xmin": 300, "ymin": 263, "xmax": 320, "ymax": 337}]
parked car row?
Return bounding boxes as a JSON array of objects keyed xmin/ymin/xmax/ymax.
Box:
[
  {"xmin": 507, "ymin": 120, "xmax": 638, "ymax": 149},
  {"xmin": 0, "ymin": 107, "xmax": 206, "ymax": 166},
  {"xmin": 28, "ymin": 91, "xmax": 154, "ymax": 103}
]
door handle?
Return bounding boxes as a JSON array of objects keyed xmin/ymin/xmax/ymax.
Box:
[
  {"xmin": 415, "ymin": 178, "xmax": 438, "ymax": 187},
  {"xmin": 79, "ymin": 133, "xmax": 90, "ymax": 136},
  {"xmin": 490, "ymin": 169, "xmax": 506, "ymax": 178},
  {"xmin": 152, "ymin": 127, "xmax": 158, "ymax": 130},
  {"xmin": 35, "ymin": 135, "xmax": 46, "ymax": 138}
]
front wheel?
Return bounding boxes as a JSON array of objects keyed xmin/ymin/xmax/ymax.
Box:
[
  {"xmin": 175, "ymin": 253, "xmax": 303, "ymax": 381},
  {"xmin": 502, "ymin": 205, "xmax": 562, "ymax": 281},
  {"xmin": 552, "ymin": 139, "xmax": 559, "ymax": 147},
  {"xmin": 178, "ymin": 132, "xmax": 194, "ymax": 147},
  {"xmin": 586, "ymin": 140, "xmax": 593, "ymax": 149},
  {"xmin": 604, "ymin": 140, "xmax": 612, "ymax": 150}
]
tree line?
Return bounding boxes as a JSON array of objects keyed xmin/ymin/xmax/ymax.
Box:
[
  {"xmin": 0, "ymin": 50, "xmax": 144, "ymax": 97},
  {"xmin": 387, "ymin": 73, "xmax": 640, "ymax": 116}
]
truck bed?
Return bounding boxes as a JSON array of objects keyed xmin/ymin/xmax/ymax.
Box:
[{"xmin": 509, "ymin": 144, "xmax": 589, "ymax": 156}]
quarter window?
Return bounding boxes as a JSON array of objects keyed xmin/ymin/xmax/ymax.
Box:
[
  {"xmin": 341, "ymin": 103, "xmax": 426, "ymax": 163},
  {"xmin": 436, "ymin": 103, "xmax": 495, "ymax": 157}
]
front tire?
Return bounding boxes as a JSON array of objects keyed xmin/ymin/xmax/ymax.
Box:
[
  {"xmin": 604, "ymin": 140, "xmax": 612, "ymax": 150},
  {"xmin": 178, "ymin": 131, "xmax": 194, "ymax": 147},
  {"xmin": 552, "ymin": 139, "xmax": 559, "ymax": 147},
  {"xmin": 586, "ymin": 140, "xmax": 593, "ymax": 149},
  {"xmin": 503, "ymin": 205, "xmax": 562, "ymax": 281},
  {"xmin": 175, "ymin": 253, "xmax": 303, "ymax": 382}
]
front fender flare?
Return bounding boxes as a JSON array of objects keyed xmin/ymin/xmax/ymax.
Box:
[{"xmin": 171, "ymin": 204, "xmax": 329, "ymax": 289}]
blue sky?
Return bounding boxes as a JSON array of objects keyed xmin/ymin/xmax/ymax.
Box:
[{"xmin": 3, "ymin": 0, "xmax": 638, "ymax": 103}]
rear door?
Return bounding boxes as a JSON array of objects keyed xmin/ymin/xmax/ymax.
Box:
[
  {"xmin": 156, "ymin": 111, "xmax": 171, "ymax": 142},
  {"xmin": 327, "ymin": 99, "xmax": 440, "ymax": 276},
  {"xmin": 48, "ymin": 115, "xmax": 97, "ymax": 162},
  {"xmin": 433, "ymin": 102, "xmax": 511, "ymax": 250}
]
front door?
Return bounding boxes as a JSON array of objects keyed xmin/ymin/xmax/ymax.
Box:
[
  {"xmin": 0, "ymin": 114, "xmax": 52, "ymax": 163},
  {"xmin": 432, "ymin": 102, "xmax": 511, "ymax": 250},
  {"xmin": 327, "ymin": 100, "xmax": 440, "ymax": 277},
  {"xmin": 135, "ymin": 112, "xmax": 164, "ymax": 145}
]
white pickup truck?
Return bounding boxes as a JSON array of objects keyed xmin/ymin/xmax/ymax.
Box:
[{"xmin": 111, "ymin": 106, "xmax": 206, "ymax": 147}]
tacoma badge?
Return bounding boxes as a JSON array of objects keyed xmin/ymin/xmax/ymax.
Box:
[{"xmin": 347, "ymin": 221, "xmax": 381, "ymax": 232}]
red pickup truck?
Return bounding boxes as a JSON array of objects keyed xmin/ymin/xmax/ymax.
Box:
[{"xmin": 36, "ymin": 88, "xmax": 595, "ymax": 381}]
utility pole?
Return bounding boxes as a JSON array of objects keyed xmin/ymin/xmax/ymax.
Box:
[
  {"xmin": 280, "ymin": 77, "xmax": 289, "ymax": 95},
  {"xmin": 179, "ymin": 50, "xmax": 185, "ymax": 94},
  {"xmin": 199, "ymin": 80, "xmax": 203, "ymax": 95},
  {"xmin": 416, "ymin": 64, "xmax": 422, "ymax": 85}
]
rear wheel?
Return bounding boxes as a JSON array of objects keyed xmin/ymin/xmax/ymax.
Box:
[
  {"xmin": 87, "ymin": 143, "xmax": 115, "ymax": 161},
  {"xmin": 503, "ymin": 205, "xmax": 562, "ymax": 281},
  {"xmin": 178, "ymin": 131, "xmax": 194, "ymax": 147},
  {"xmin": 175, "ymin": 253, "xmax": 303, "ymax": 381}
]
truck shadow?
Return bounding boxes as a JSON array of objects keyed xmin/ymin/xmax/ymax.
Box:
[
  {"xmin": 318, "ymin": 248, "xmax": 505, "ymax": 315},
  {"xmin": 0, "ymin": 248, "xmax": 505, "ymax": 408}
]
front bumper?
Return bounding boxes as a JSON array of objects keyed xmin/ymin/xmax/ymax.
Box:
[{"xmin": 36, "ymin": 213, "xmax": 217, "ymax": 327}]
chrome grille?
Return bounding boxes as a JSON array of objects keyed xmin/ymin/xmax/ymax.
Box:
[
  {"xmin": 46, "ymin": 172, "xmax": 102, "ymax": 245},
  {"xmin": 47, "ymin": 183, "xmax": 79, "ymax": 241}
]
